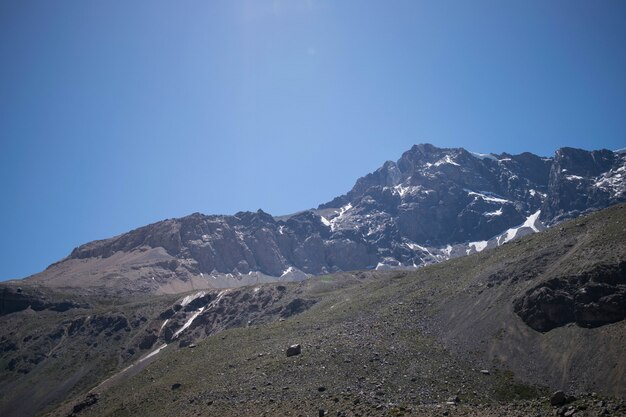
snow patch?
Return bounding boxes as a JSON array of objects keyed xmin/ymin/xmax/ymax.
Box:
[
  {"xmin": 330, "ymin": 203, "xmax": 353, "ymax": 231},
  {"xmin": 484, "ymin": 208, "xmax": 503, "ymax": 216},
  {"xmin": 470, "ymin": 151, "xmax": 498, "ymax": 161},
  {"xmin": 497, "ymin": 210, "xmax": 543, "ymax": 244},
  {"xmin": 465, "ymin": 189, "xmax": 510, "ymax": 204},
  {"xmin": 469, "ymin": 241, "xmax": 488, "ymax": 252},
  {"xmin": 434, "ymin": 155, "xmax": 460, "ymax": 167},
  {"xmin": 180, "ymin": 291, "xmax": 206, "ymax": 307},
  {"xmin": 320, "ymin": 216, "xmax": 331, "ymax": 227},
  {"xmin": 139, "ymin": 344, "xmax": 168, "ymax": 363},
  {"xmin": 405, "ymin": 242, "xmax": 437, "ymax": 259},
  {"xmin": 281, "ymin": 266, "xmax": 296, "ymax": 277},
  {"xmin": 523, "ymin": 210, "xmax": 542, "ymax": 232},
  {"xmin": 593, "ymin": 160, "xmax": 626, "ymax": 198},
  {"xmin": 173, "ymin": 307, "xmax": 205, "ymax": 339}
]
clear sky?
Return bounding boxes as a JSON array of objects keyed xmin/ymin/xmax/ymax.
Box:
[{"xmin": 1, "ymin": 0, "xmax": 625, "ymax": 281}]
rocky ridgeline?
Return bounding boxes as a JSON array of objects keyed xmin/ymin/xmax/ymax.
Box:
[{"xmin": 26, "ymin": 144, "xmax": 626, "ymax": 291}]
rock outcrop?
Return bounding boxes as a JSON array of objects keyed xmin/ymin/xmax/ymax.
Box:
[{"xmin": 514, "ymin": 262, "xmax": 626, "ymax": 332}]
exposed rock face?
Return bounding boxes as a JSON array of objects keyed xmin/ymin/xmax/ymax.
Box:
[
  {"xmin": 23, "ymin": 145, "xmax": 626, "ymax": 293},
  {"xmin": 514, "ymin": 262, "xmax": 626, "ymax": 332},
  {"xmin": 155, "ymin": 286, "xmax": 318, "ymax": 348},
  {"xmin": 543, "ymin": 148, "xmax": 622, "ymax": 222},
  {"xmin": 0, "ymin": 287, "xmax": 88, "ymax": 316}
]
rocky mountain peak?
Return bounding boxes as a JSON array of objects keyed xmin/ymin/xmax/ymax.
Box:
[{"xmin": 24, "ymin": 143, "xmax": 626, "ymax": 293}]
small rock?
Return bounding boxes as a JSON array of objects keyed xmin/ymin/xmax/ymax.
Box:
[
  {"xmin": 188, "ymin": 344, "xmax": 197, "ymax": 348},
  {"xmin": 448, "ymin": 395, "xmax": 460, "ymax": 403},
  {"xmin": 551, "ymin": 391, "xmax": 566, "ymax": 406},
  {"xmin": 319, "ymin": 409, "xmax": 325, "ymax": 417},
  {"xmin": 318, "ymin": 386, "xmax": 327, "ymax": 392},
  {"xmin": 171, "ymin": 383, "xmax": 182, "ymax": 390},
  {"xmin": 70, "ymin": 393, "xmax": 99, "ymax": 415},
  {"xmin": 480, "ymin": 369, "xmax": 490, "ymax": 375},
  {"xmin": 286, "ymin": 344, "xmax": 302, "ymax": 357}
]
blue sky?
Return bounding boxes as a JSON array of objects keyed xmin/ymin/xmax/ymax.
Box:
[{"xmin": 1, "ymin": 0, "xmax": 625, "ymax": 280}]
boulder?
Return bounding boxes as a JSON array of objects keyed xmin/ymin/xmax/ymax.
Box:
[
  {"xmin": 286, "ymin": 344, "xmax": 301, "ymax": 357},
  {"xmin": 551, "ymin": 390, "xmax": 566, "ymax": 406}
]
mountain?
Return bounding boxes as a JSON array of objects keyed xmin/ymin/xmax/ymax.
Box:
[
  {"xmin": 1, "ymin": 203, "xmax": 624, "ymax": 417},
  {"xmin": 19, "ymin": 144, "xmax": 626, "ymax": 294}
]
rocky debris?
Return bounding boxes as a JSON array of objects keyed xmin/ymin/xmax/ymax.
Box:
[
  {"xmin": 286, "ymin": 344, "xmax": 301, "ymax": 357},
  {"xmin": 67, "ymin": 393, "xmax": 98, "ymax": 417},
  {"xmin": 445, "ymin": 395, "xmax": 460, "ymax": 406},
  {"xmin": 514, "ymin": 262, "xmax": 626, "ymax": 331}
]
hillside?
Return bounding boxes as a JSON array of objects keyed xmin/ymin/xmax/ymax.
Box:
[{"xmin": 2, "ymin": 203, "xmax": 624, "ymax": 417}]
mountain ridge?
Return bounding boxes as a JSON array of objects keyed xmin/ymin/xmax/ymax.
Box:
[{"xmin": 20, "ymin": 143, "xmax": 626, "ymax": 294}]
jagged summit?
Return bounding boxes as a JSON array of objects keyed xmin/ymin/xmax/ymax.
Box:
[{"xmin": 22, "ymin": 144, "xmax": 626, "ymax": 293}]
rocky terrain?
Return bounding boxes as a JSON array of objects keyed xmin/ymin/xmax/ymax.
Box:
[
  {"xmin": 15, "ymin": 144, "xmax": 626, "ymax": 294},
  {"xmin": 1, "ymin": 203, "xmax": 625, "ymax": 417}
]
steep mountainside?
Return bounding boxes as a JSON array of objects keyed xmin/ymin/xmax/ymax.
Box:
[
  {"xmin": 1, "ymin": 203, "xmax": 623, "ymax": 417},
  {"xmin": 20, "ymin": 144, "xmax": 626, "ymax": 294}
]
